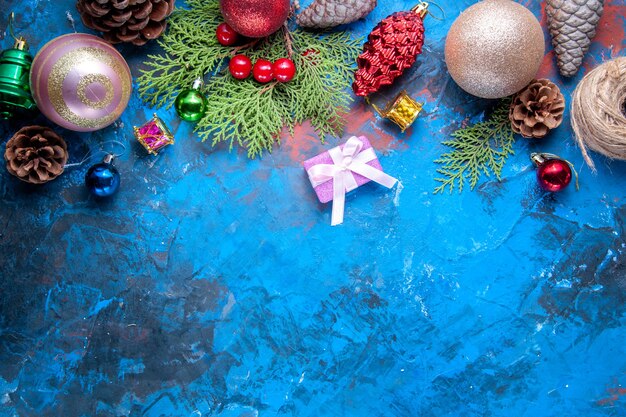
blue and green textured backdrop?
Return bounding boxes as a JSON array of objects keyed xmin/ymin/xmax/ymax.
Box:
[{"xmin": 1, "ymin": 0, "xmax": 626, "ymax": 416}]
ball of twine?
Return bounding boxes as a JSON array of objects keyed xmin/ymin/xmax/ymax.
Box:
[{"xmin": 571, "ymin": 57, "xmax": 626, "ymax": 172}]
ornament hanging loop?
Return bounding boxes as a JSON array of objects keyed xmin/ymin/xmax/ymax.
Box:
[
  {"xmin": 192, "ymin": 77, "xmax": 203, "ymax": 90},
  {"xmin": 63, "ymin": 140, "xmax": 127, "ymax": 169},
  {"xmin": 7, "ymin": 12, "xmax": 27, "ymax": 50},
  {"xmin": 531, "ymin": 152, "xmax": 580, "ymax": 191}
]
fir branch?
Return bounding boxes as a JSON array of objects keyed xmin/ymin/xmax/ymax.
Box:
[
  {"xmin": 137, "ymin": 0, "xmax": 361, "ymax": 158},
  {"xmin": 197, "ymin": 77, "xmax": 291, "ymax": 157},
  {"xmin": 433, "ymin": 99, "xmax": 515, "ymax": 194},
  {"xmin": 137, "ymin": 3, "xmax": 231, "ymax": 109}
]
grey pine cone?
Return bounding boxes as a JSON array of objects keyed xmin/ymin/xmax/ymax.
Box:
[
  {"xmin": 296, "ymin": 0, "xmax": 377, "ymax": 29},
  {"xmin": 546, "ymin": 0, "xmax": 604, "ymax": 77}
]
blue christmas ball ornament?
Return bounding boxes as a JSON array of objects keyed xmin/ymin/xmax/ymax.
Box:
[{"xmin": 85, "ymin": 157, "xmax": 120, "ymax": 198}]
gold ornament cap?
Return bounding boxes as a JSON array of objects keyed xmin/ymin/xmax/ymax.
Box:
[{"xmin": 7, "ymin": 13, "xmax": 28, "ymax": 51}]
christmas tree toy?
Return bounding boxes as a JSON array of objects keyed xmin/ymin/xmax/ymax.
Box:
[
  {"xmin": 0, "ymin": 13, "xmax": 36, "ymax": 119},
  {"xmin": 30, "ymin": 33, "xmax": 132, "ymax": 132},
  {"xmin": 445, "ymin": 0, "xmax": 544, "ymax": 99},
  {"xmin": 134, "ymin": 114, "xmax": 175, "ymax": 155},
  {"xmin": 353, "ymin": 3, "xmax": 428, "ymax": 98},
  {"xmin": 531, "ymin": 153, "xmax": 578, "ymax": 192},
  {"xmin": 85, "ymin": 154, "xmax": 121, "ymax": 198},
  {"xmin": 221, "ymin": 0, "xmax": 290, "ymax": 38},
  {"xmin": 175, "ymin": 78, "xmax": 208, "ymax": 122},
  {"xmin": 369, "ymin": 91, "xmax": 423, "ymax": 133},
  {"xmin": 352, "ymin": 2, "xmax": 435, "ymax": 131}
]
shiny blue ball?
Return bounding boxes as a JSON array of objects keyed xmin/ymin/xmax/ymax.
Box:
[{"xmin": 85, "ymin": 163, "xmax": 121, "ymax": 198}]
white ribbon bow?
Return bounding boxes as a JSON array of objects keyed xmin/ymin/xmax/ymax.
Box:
[{"xmin": 307, "ymin": 136, "xmax": 398, "ymax": 226}]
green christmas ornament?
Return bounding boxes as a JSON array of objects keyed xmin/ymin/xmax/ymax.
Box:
[
  {"xmin": 0, "ymin": 13, "xmax": 36, "ymax": 119},
  {"xmin": 175, "ymin": 78, "xmax": 207, "ymax": 122}
]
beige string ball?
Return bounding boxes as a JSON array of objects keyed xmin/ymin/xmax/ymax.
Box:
[
  {"xmin": 444, "ymin": 0, "xmax": 545, "ymax": 99},
  {"xmin": 571, "ymin": 57, "xmax": 626, "ymax": 172}
]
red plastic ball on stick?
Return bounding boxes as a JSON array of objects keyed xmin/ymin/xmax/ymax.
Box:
[
  {"xmin": 253, "ymin": 59, "xmax": 274, "ymax": 83},
  {"xmin": 273, "ymin": 58, "xmax": 296, "ymax": 83},
  {"xmin": 216, "ymin": 23, "xmax": 239, "ymax": 46},
  {"xmin": 229, "ymin": 55, "xmax": 252, "ymax": 80},
  {"xmin": 537, "ymin": 158, "xmax": 572, "ymax": 192}
]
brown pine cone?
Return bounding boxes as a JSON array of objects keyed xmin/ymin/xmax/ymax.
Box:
[
  {"xmin": 546, "ymin": 0, "xmax": 604, "ymax": 77},
  {"xmin": 509, "ymin": 79, "xmax": 565, "ymax": 139},
  {"xmin": 76, "ymin": 0, "xmax": 176, "ymax": 46},
  {"xmin": 5, "ymin": 126, "xmax": 68, "ymax": 184},
  {"xmin": 296, "ymin": 0, "xmax": 377, "ymax": 29}
]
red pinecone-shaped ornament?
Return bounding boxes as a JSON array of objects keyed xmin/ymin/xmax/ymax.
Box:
[{"xmin": 353, "ymin": 3, "xmax": 427, "ymax": 97}]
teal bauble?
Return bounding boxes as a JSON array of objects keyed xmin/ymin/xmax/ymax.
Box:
[{"xmin": 175, "ymin": 79, "xmax": 207, "ymax": 122}]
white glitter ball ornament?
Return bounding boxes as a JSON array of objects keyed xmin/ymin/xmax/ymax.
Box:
[{"xmin": 444, "ymin": 0, "xmax": 545, "ymax": 99}]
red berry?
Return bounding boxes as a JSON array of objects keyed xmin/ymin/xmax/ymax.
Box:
[
  {"xmin": 273, "ymin": 58, "xmax": 296, "ymax": 83},
  {"xmin": 216, "ymin": 23, "xmax": 239, "ymax": 46},
  {"xmin": 229, "ymin": 55, "xmax": 252, "ymax": 80},
  {"xmin": 253, "ymin": 59, "xmax": 274, "ymax": 83}
]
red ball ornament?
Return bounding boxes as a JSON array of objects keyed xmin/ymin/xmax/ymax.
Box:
[
  {"xmin": 229, "ymin": 55, "xmax": 252, "ymax": 80},
  {"xmin": 220, "ymin": 0, "xmax": 290, "ymax": 38},
  {"xmin": 273, "ymin": 58, "xmax": 296, "ymax": 83},
  {"xmin": 531, "ymin": 153, "xmax": 576, "ymax": 192},
  {"xmin": 216, "ymin": 23, "xmax": 240, "ymax": 46},
  {"xmin": 253, "ymin": 59, "xmax": 274, "ymax": 83}
]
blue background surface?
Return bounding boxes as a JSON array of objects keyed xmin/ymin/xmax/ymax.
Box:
[{"xmin": 1, "ymin": 0, "xmax": 626, "ymax": 416}]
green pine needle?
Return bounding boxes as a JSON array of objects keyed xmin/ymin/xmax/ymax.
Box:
[
  {"xmin": 433, "ymin": 99, "xmax": 515, "ymax": 194},
  {"xmin": 137, "ymin": 0, "xmax": 361, "ymax": 158}
]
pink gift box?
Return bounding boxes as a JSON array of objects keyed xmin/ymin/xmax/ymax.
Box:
[{"xmin": 303, "ymin": 136, "xmax": 384, "ymax": 204}]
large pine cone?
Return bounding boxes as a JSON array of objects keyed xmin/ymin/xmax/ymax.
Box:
[
  {"xmin": 546, "ymin": 0, "xmax": 604, "ymax": 77},
  {"xmin": 509, "ymin": 79, "xmax": 565, "ymax": 139},
  {"xmin": 5, "ymin": 126, "xmax": 68, "ymax": 184},
  {"xmin": 353, "ymin": 10, "xmax": 425, "ymax": 97},
  {"xmin": 76, "ymin": 0, "xmax": 176, "ymax": 46},
  {"xmin": 296, "ymin": 0, "xmax": 377, "ymax": 29}
]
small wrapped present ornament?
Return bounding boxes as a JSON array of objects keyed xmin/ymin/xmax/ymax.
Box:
[
  {"xmin": 370, "ymin": 91, "xmax": 423, "ymax": 132},
  {"xmin": 303, "ymin": 136, "xmax": 398, "ymax": 226},
  {"xmin": 134, "ymin": 114, "xmax": 174, "ymax": 155}
]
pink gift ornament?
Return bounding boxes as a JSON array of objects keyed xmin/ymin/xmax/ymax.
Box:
[
  {"xmin": 303, "ymin": 136, "xmax": 398, "ymax": 226},
  {"xmin": 134, "ymin": 114, "xmax": 175, "ymax": 155}
]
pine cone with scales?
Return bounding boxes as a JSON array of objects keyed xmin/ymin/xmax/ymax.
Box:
[
  {"xmin": 76, "ymin": 0, "xmax": 176, "ymax": 46},
  {"xmin": 353, "ymin": 8, "xmax": 425, "ymax": 97},
  {"xmin": 546, "ymin": 0, "xmax": 604, "ymax": 77},
  {"xmin": 296, "ymin": 0, "xmax": 377, "ymax": 29},
  {"xmin": 509, "ymin": 79, "xmax": 565, "ymax": 139},
  {"xmin": 5, "ymin": 126, "xmax": 68, "ymax": 184}
]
